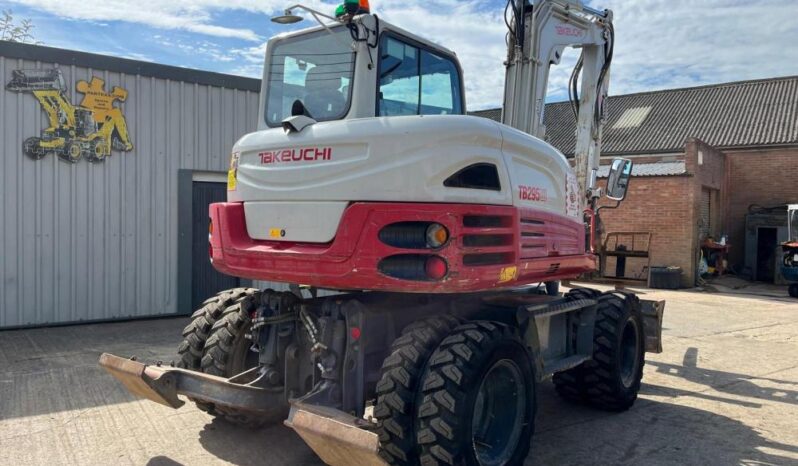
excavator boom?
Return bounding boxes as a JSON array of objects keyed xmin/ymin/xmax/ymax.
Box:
[{"xmin": 502, "ymin": 0, "xmax": 614, "ymax": 208}]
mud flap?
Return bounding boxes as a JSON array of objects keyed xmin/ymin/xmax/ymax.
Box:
[
  {"xmin": 285, "ymin": 402, "xmax": 387, "ymax": 466},
  {"xmin": 640, "ymin": 299, "xmax": 665, "ymax": 353}
]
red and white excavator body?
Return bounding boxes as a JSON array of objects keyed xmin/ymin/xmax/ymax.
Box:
[{"xmin": 211, "ymin": 2, "xmax": 620, "ymax": 292}]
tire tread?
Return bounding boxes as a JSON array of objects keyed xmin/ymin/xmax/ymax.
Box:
[
  {"xmin": 375, "ymin": 315, "xmax": 460, "ymax": 466},
  {"xmin": 553, "ymin": 290, "xmax": 644, "ymax": 411},
  {"xmin": 416, "ymin": 321, "xmax": 533, "ymax": 466}
]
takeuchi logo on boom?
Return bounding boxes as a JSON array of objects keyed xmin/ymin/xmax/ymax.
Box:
[
  {"xmin": 259, "ymin": 147, "xmax": 332, "ymax": 164},
  {"xmin": 555, "ymin": 25, "xmax": 584, "ymax": 37}
]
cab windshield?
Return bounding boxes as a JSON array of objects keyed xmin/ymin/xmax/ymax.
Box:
[
  {"xmin": 790, "ymin": 208, "xmax": 798, "ymax": 242},
  {"xmin": 265, "ymin": 28, "xmax": 355, "ymax": 126}
]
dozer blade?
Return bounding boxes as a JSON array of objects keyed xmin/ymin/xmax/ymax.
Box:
[
  {"xmin": 101, "ymin": 354, "xmax": 386, "ymax": 465},
  {"xmin": 99, "ymin": 353, "xmax": 284, "ymax": 416},
  {"xmin": 99, "ymin": 353, "xmax": 184, "ymax": 408},
  {"xmin": 285, "ymin": 402, "xmax": 386, "ymax": 466}
]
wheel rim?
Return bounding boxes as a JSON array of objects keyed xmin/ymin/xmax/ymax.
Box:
[
  {"xmin": 471, "ymin": 359, "xmax": 526, "ymax": 466},
  {"xmin": 619, "ymin": 318, "xmax": 641, "ymax": 388}
]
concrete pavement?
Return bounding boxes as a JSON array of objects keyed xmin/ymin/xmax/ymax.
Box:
[{"xmin": 1, "ymin": 285, "xmax": 797, "ymax": 465}]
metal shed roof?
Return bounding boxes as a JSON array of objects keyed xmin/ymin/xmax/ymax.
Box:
[
  {"xmin": 470, "ymin": 75, "xmax": 798, "ymax": 155},
  {"xmin": 0, "ymin": 40, "xmax": 261, "ymax": 92},
  {"xmin": 596, "ymin": 161, "xmax": 686, "ymax": 178}
]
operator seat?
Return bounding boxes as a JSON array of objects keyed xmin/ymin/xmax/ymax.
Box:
[{"xmin": 303, "ymin": 66, "xmax": 346, "ymax": 119}]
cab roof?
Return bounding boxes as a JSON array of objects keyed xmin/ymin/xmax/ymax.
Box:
[{"xmin": 270, "ymin": 14, "xmax": 459, "ymax": 60}]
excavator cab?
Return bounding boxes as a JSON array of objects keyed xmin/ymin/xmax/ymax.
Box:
[{"xmin": 261, "ymin": 15, "xmax": 465, "ymax": 129}]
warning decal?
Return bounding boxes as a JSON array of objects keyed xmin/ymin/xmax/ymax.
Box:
[{"xmin": 565, "ymin": 172, "xmax": 580, "ymax": 217}]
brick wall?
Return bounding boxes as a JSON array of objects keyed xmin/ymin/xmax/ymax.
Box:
[
  {"xmin": 688, "ymin": 139, "xmax": 725, "ymax": 191},
  {"xmin": 724, "ymin": 146, "xmax": 798, "ymax": 266},
  {"xmin": 684, "ymin": 139, "xmax": 728, "ymax": 278},
  {"xmin": 589, "ymin": 142, "xmax": 795, "ymax": 287},
  {"xmin": 596, "ymin": 174, "xmax": 696, "ymax": 287},
  {"xmin": 594, "ymin": 139, "xmax": 727, "ymax": 288}
]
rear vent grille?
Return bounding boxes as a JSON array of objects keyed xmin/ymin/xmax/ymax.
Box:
[
  {"xmin": 521, "ymin": 218, "xmax": 544, "ymax": 225},
  {"xmin": 460, "ymin": 214, "xmax": 515, "ymax": 267},
  {"xmin": 520, "ymin": 216, "xmax": 546, "ymax": 259},
  {"xmin": 519, "ymin": 213, "xmax": 582, "ymax": 258},
  {"xmin": 463, "ymin": 234, "xmax": 513, "ymax": 247},
  {"xmin": 463, "ymin": 215, "xmax": 511, "ymax": 228}
]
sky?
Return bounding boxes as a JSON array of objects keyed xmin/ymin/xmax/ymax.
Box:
[{"xmin": 2, "ymin": 0, "xmax": 798, "ymax": 110}]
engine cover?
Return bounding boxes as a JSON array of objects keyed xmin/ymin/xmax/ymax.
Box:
[{"xmin": 229, "ymin": 115, "xmax": 579, "ymax": 243}]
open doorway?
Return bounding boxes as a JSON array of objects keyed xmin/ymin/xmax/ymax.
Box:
[
  {"xmin": 756, "ymin": 227, "xmax": 778, "ymax": 282},
  {"xmin": 191, "ymin": 181, "xmax": 241, "ymax": 309},
  {"xmin": 178, "ymin": 170, "xmax": 245, "ymax": 315}
]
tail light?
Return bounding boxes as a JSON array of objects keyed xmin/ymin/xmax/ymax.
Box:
[
  {"xmin": 378, "ymin": 254, "xmax": 448, "ymax": 281},
  {"xmin": 425, "ymin": 223, "xmax": 449, "ymax": 248},
  {"xmin": 379, "ymin": 222, "xmax": 449, "ymax": 249},
  {"xmin": 425, "ymin": 256, "xmax": 448, "ymax": 280}
]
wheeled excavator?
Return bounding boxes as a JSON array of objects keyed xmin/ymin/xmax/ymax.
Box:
[{"xmin": 100, "ymin": 1, "xmax": 665, "ymax": 464}]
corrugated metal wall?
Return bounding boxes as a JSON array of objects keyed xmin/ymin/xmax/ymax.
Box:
[{"xmin": 0, "ymin": 43, "xmax": 261, "ymax": 327}]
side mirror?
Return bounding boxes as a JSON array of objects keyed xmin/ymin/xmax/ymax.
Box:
[{"xmin": 606, "ymin": 158, "xmax": 633, "ymax": 201}]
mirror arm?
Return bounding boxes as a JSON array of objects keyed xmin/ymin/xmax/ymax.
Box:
[
  {"xmin": 596, "ymin": 200, "xmax": 621, "ymax": 215},
  {"xmin": 283, "ymin": 4, "xmax": 357, "ymax": 51}
]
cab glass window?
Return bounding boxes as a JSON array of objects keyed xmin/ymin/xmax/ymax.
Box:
[
  {"xmin": 378, "ymin": 35, "xmax": 463, "ymax": 116},
  {"xmin": 265, "ymin": 28, "xmax": 355, "ymax": 126}
]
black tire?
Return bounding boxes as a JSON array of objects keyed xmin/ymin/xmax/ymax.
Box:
[
  {"xmin": 202, "ymin": 293, "xmax": 288, "ymax": 427},
  {"xmin": 553, "ymin": 291, "xmax": 645, "ymax": 411},
  {"xmin": 176, "ymin": 288, "xmax": 258, "ymax": 371},
  {"xmin": 416, "ymin": 321, "xmax": 536, "ymax": 466},
  {"xmin": 789, "ymin": 284, "xmax": 798, "ymax": 298},
  {"xmin": 565, "ymin": 287, "xmax": 601, "ymax": 300},
  {"xmin": 176, "ymin": 288, "xmax": 257, "ymax": 413},
  {"xmin": 201, "ymin": 294, "xmax": 261, "ymax": 377},
  {"xmin": 374, "ymin": 315, "xmax": 461, "ymax": 466}
]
